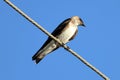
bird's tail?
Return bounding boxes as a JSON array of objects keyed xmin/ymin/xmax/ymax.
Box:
[{"xmin": 32, "ymin": 50, "xmax": 46, "ymax": 64}]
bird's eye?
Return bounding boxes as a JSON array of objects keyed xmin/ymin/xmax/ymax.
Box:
[{"xmin": 79, "ymin": 18, "xmax": 83, "ymax": 22}]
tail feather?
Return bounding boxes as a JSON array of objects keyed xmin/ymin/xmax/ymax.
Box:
[
  {"xmin": 32, "ymin": 53, "xmax": 45, "ymax": 64},
  {"xmin": 32, "ymin": 50, "xmax": 45, "ymax": 64},
  {"xmin": 35, "ymin": 57, "xmax": 44, "ymax": 64},
  {"xmin": 32, "ymin": 52, "xmax": 39, "ymax": 60},
  {"xmin": 32, "ymin": 44, "xmax": 58, "ymax": 64}
]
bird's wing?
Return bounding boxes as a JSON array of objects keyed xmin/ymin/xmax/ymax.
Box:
[
  {"xmin": 32, "ymin": 18, "xmax": 71, "ymax": 60},
  {"xmin": 39, "ymin": 18, "xmax": 71, "ymax": 50}
]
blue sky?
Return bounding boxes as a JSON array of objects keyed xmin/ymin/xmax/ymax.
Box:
[{"xmin": 0, "ymin": 0, "xmax": 120, "ymax": 80}]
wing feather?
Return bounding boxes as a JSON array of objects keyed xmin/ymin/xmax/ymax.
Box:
[
  {"xmin": 32, "ymin": 18, "xmax": 71, "ymax": 60},
  {"xmin": 39, "ymin": 18, "xmax": 71, "ymax": 50}
]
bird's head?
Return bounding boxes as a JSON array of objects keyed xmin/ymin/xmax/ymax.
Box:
[{"xmin": 71, "ymin": 16, "xmax": 85, "ymax": 27}]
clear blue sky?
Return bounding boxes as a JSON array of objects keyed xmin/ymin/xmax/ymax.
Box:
[{"xmin": 0, "ymin": 0, "xmax": 119, "ymax": 80}]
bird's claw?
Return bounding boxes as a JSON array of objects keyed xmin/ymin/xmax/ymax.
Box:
[{"xmin": 61, "ymin": 42, "xmax": 70, "ymax": 49}]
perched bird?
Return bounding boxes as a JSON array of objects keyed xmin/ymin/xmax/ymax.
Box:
[{"xmin": 32, "ymin": 16, "xmax": 85, "ymax": 64}]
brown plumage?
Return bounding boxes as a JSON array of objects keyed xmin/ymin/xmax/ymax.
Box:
[{"xmin": 32, "ymin": 16, "xmax": 85, "ymax": 64}]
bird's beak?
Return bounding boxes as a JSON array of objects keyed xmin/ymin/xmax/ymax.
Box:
[{"xmin": 82, "ymin": 24, "xmax": 86, "ymax": 27}]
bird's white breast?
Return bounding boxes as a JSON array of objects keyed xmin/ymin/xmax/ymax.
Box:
[{"xmin": 57, "ymin": 25, "xmax": 78, "ymax": 43}]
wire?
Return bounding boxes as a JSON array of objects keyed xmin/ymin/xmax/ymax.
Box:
[{"xmin": 4, "ymin": 0, "xmax": 109, "ymax": 80}]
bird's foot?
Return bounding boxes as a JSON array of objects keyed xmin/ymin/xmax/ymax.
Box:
[{"xmin": 61, "ymin": 42, "xmax": 70, "ymax": 50}]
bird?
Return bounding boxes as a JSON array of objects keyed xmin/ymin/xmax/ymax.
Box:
[{"xmin": 32, "ymin": 16, "xmax": 85, "ymax": 64}]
